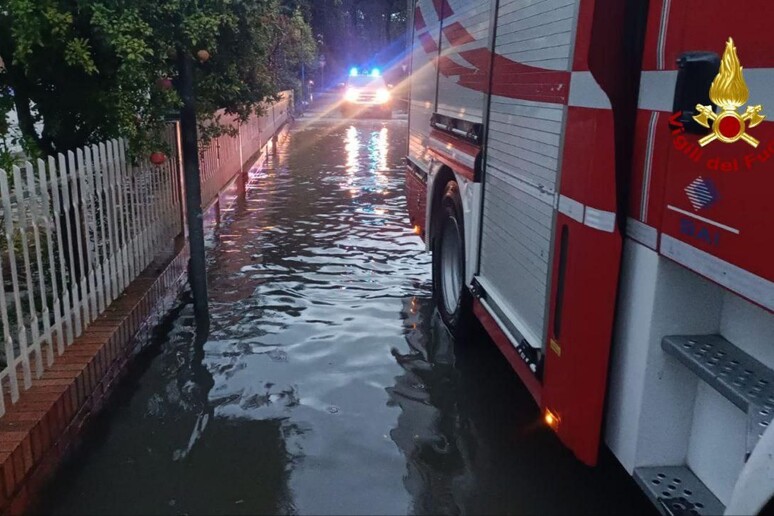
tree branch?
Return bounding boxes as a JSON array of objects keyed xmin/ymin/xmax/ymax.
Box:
[{"xmin": 11, "ymin": 86, "xmax": 50, "ymax": 156}]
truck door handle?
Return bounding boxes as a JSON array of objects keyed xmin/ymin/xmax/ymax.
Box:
[{"xmin": 673, "ymin": 51, "xmax": 720, "ymax": 134}]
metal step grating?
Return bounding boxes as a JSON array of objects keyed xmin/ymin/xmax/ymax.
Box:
[
  {"xmin": 634, "ymin": 466, "xmax": 724, "ymax": 516},
  {"xmin": 662, "ymin": 334, "xmax": 774, "ymax": 455}
]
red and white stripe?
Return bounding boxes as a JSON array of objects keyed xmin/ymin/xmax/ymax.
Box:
[{"xmin": 427, "ymin": 129, "xmax": 477, "ymax": 179}]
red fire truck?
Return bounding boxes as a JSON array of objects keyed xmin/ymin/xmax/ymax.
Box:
[{"xmin": 405, "ymin": 0, "xmax": 774, "ymax": 513}]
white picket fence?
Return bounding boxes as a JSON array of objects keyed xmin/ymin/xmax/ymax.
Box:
[
  {"xmin": 0, "ymin": 93, "xmax": 293, "ymax": 416},
  {"xmin": 200, "ymin": 91, "xmax": 293, "ymax": 207},
  {"xmin": 0, "ymin": 135, "xmax": 183, "ymax": 415}
]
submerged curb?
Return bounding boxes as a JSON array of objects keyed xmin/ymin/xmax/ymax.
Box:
[
  {"xmin": 0, "ymin": 241, "xmax": 190, "ymax": 515},
  {"xmin": 0, "ymin": 119, "xmax": 292, "ymax": 515}
]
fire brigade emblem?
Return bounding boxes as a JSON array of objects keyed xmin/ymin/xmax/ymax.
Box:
[{"xmin": 693, "ymin": 38, "xmax": 765, "ymax": 148}]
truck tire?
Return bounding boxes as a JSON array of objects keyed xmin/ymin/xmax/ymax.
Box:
[{"xmin": 432, "ymin": 180, "xmax": 472, "ymax": 339}]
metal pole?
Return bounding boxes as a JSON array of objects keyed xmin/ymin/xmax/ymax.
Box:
[
  {"xmin": 177, "ymin": 49, "xmax": 210, "ymax": 329},
  {"xmin": 301, "ymin": 62, "xmax": 306, "ymax": 104}
]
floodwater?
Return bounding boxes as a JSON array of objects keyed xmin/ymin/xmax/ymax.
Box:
[{"xmin": 38, "ymin": 106, "xmax": 653, "ymax": 515}]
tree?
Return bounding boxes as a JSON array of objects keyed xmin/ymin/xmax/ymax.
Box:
[
  {"xmin": 301, "ymin": 0, "xmax": 408, "ymax": 81},
  {"xmin": 0, "ymin": 0, "xmax": 317, "ymax": 164},
  {"xmin": 263, "ymin": 4, "xmax": 318, "ymax": 100}
]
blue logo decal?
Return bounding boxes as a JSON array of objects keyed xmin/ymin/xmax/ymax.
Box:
[{"xmin": 684, "ymin": 176, "xmax": 719, "ymax": 211}]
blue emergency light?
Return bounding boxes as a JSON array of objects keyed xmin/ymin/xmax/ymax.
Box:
[
  {"xmin": 349, "ymin": 67, "xmax": 359, "ymax": 77},
  {"xmin": 371, "ymin": 68, "xmax": 381, "ymax": 77}
]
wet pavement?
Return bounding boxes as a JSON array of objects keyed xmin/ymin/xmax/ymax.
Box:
[{"xmin": 38, "ymin": 101, "xmax": 653, "ymax": 515}]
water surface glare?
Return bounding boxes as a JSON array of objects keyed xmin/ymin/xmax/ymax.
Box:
[{"xmin": 39, "ymin": 117, "xmax": 651, "ymax": 515}]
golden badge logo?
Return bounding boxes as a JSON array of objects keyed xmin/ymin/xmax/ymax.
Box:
[{"xmin": 693, "ymin": 38, "xmax": 765, "ymax": 148}]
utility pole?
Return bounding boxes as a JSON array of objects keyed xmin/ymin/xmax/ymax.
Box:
[
  {"xmin": 177, "ymin": 49, "xmax": 210, "ymax": 330},
  {"xmin": 320, "ymin": 55, "xmax": 326, "ymax": 91},
  {"xmin": 301, "ymin": 62, "xmax": 306, "ymax": 104},
  {"xmin": 316, "ymin": 34, "xmax": 325, "ymax": 90}
]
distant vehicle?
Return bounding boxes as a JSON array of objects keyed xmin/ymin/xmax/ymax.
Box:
[
  {"xmin": 341, "ymin": 69, "xmax": 392, "ymax": 119},
  {"xmin": 406, "ymin": 0, "xmax": 774, "ymax": 514}
]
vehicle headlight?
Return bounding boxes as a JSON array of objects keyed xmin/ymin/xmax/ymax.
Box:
[
  {"xmin": 344, "ymin": 88, "xmax": 359, "ymax": 102},
  {"xmin": 375, "ymin": 89, "xmax": 391, "ymax": 104}
]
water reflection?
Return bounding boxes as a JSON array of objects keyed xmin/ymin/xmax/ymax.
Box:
[
  {"xmin": 196, "ymin": 120, "xmax": 429, "ymax": 513},
  {"xmin": 390, "ymin": 297, "xmax": 473, "ymax": 515},
  {"xmin": 370, "ymin": 127, "xmax": 390, "ymax": 183},
  {"xmin": 39, "ymin": 300, "xmax": 296, "ymax": 515},
  {"xmin": 38, "ymin": 118, "xmax": 649, "ymax": 516},
  {"xmin": 345, "ymin": 125, "xmax": 360, "ymax": 176}
]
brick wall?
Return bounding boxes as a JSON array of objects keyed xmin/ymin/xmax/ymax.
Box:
[{"xmin": 0, "ymin": 243, "xmax": 189, "ymax": 514}]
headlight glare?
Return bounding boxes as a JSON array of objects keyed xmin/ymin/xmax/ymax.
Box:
[
  {"xmin": 375, "ymin": 89, "xmax": 391, "ymax": 104},
  {"xmin": 345, "ymin": 88, "xmax": 359, "ymax": 102}
]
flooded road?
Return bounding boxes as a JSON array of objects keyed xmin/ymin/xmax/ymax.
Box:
[{"xmin": 39, "ymin": 107, "xmax": 652, "ymax": 515}]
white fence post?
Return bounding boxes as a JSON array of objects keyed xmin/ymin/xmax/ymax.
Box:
[
  {"xmin": 38, "ymin": 158, "xmax": 65, "ymax": 356},
  {"xmin": 58, "ymin": 153, "xmax": 82, "ymax": 338},
  {"xmin": 0, "ymin": 170, "xmax": 33, "ymax": 389},
  {"xmin": 12, "ymin": 165, "xmax": 43, "ymax": 378},
  {"xmin": 0, "ymin": 97, "xmax": 281, "ymax": 413},
  {"xmin": 48, "ymin": 155, "xmax": 74, "ymax": 348},
  {"xmin": 69, "ymin": 151, "xmax": 90, "ymax": 329},
  {"xmin": 116, "ymin": 140, "xmax": 132, "ymax": 284},
  {"xmin": 79, "ymin": 148, "xmax": 99, "ymax": 320},
  {"xmin": 0, "ymin": 233, "xmax": 18, "ymax": 408},
  {"xmin": 0, "ymin": 132, "xmax": 189, "ymax": 413},
  {"xmin": 103, "ymin": 143, "xmax": 120, "ymax": 300},
  {"xmin": 88, "ymin": 145, "xmax": 106, "ymax": 314},
  {"xmin": 24, "ymin": 162, "xmax": 53, "ymax": 368}
]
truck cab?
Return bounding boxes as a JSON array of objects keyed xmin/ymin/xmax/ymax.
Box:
[{"xmin": 341, "ymin": 69, "xmax": 393, "ymax": 119}]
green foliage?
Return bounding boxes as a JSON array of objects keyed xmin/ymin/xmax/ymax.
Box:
[
  {"xmin": 63, "ymin": 38, "xmax": 98, "ymax": 74},
  {"xmin": 0, "ymin": 0, "xmax": 317, "ymax": 159}
]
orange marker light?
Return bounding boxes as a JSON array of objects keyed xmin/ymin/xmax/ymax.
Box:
[
  {"xmin": 544, "ymin": 409, "xmax": 560, "ymax": 430},
  {"xmin": 413, "ymin": 225, "xmax": 421, "ymax": 234}
]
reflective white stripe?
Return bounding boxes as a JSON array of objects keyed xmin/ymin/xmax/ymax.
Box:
[
  {"xmin": 626, "ymin": 217, "xmax": 658, "ymax": 249},
  {"xmin": 557, "ymin": 194, "xmax": 616, "ymax": 233},
  {"xmin": 584, "ymin": 206, "xmax": 617, "ymax": 233},
  {"xmin": 641, "ymin": 111, "xmax": 659, "ymax": 221},
  {"xmin": 638, "ymin": 71, "xmax": 678, "ymax": 111},
  {"xmin": 743, "ymin": 69, "xmax": 774, "ymax": 113},
  {"xmin": 558, "ymin": 194, "xmax": 584, "ymax": 223},
  {"xmin": 638, "ymin": 68, "xmax": 774, "ymax": 114},
  {"xmin": 661, "ymin": 234, "xmax": 774, "ymax": 312},
  {"xmin": 428, "ymin": 137, "xmax": 476, "ymax": 169},
  {"xmin": 666, "ymin": 205, "xmax": 741, "ymax": 234},
  {"xmin": 568, "ymin": 71, "xmax": 611, "ymax": 109},
  {"xmin": 657, "ymin": 0, "xmax": 672, "ymax": 70}
]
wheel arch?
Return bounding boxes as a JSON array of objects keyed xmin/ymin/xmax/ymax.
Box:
[
  {"xmin": 427, "ymin": 163, "xmax": 481, "ymax": 284},
  {"xmin": 427, "ymin": 164, "xmax": 457, "ymax": 246}
]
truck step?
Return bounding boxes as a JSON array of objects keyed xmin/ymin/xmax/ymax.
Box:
[
  {"xmin": 633, "ymin": 466, "xmax": 724, "ymax": 516},
  {"xmin": 662, "ymin": 334, "xmax": 774, "ymax": 455}
]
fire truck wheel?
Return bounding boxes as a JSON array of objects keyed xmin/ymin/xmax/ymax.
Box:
[{"xmin": 432, "ymin": 180, "xmax": 472, "ymax": 338}]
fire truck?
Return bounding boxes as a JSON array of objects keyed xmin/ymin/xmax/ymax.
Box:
[{"xmin": 405, "ymin": 0, "xmax": 774, "ymax": 513}]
